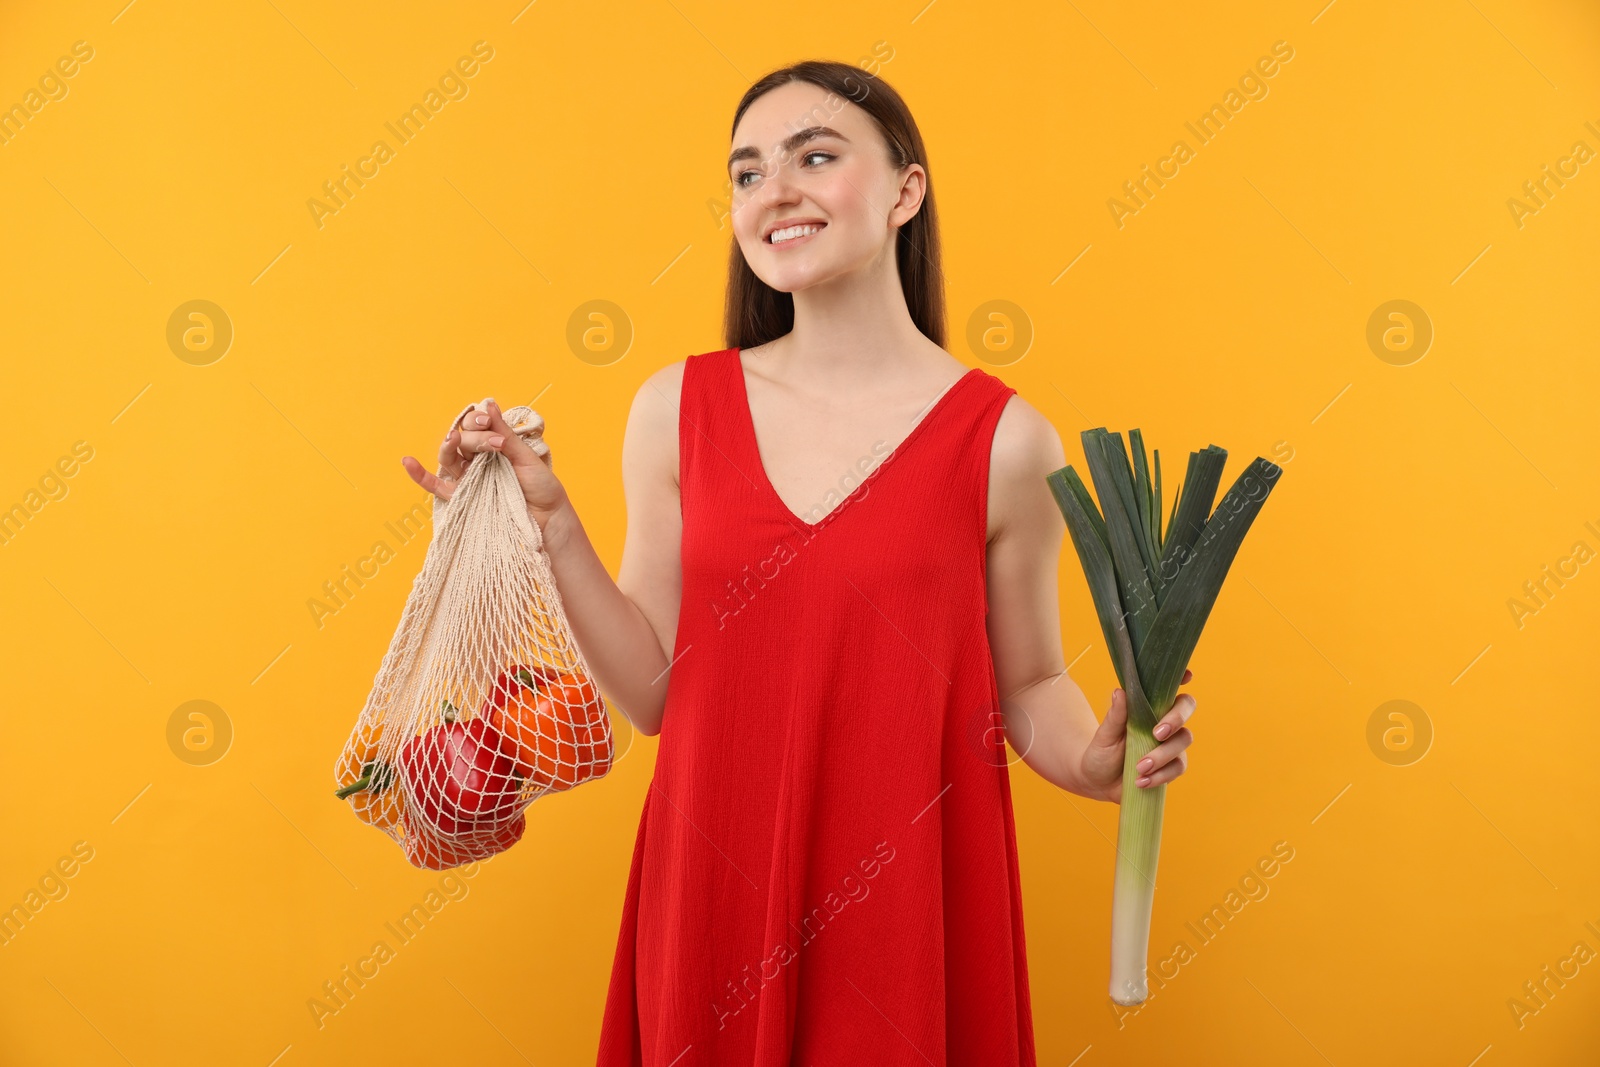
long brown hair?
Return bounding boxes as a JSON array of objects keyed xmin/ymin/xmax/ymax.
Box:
[{"xmin": 723, "ymin": 61, "xmax": 945, "ymax": 351}]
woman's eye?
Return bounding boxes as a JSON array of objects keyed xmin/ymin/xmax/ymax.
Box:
[{"xmin": 732, "ymin": 151, "xmax": 833, "ymax": 188}]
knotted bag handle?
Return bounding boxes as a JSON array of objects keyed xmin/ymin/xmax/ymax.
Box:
[{"xmin": 447, "ymin": 397, "xmax": 553, "ymax": 471}]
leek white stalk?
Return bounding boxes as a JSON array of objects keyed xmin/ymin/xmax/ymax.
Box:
[{"xmin": 1047, "ymin": 428, "xmax": 1282, "ymax": 1005}]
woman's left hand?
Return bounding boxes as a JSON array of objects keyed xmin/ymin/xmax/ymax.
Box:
[{"xmin": 1079, "ymin": 668, "xmax": 1196, "ymax": 804}]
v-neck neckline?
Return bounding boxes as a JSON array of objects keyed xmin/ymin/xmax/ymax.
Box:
[{"xmin": 731, "ymin": 347, "xmax": 981, "ymax": 531}]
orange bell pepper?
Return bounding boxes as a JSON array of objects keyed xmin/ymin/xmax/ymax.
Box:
[{"xmin": 484, "ymin": 665, "xmax": 611, "ymax": 792}]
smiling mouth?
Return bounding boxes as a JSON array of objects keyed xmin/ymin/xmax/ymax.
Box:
[{"xmin": 767, "ymin": 223, "xmax": 826, "ymax": 245}]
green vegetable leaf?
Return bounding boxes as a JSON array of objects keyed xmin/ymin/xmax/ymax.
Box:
[
  {"xmin": 1081, "ymin": 429, "xmax": 1159, "ymax": 653},
  {"xmin": 1136, "ymin": 455, "xmax": 1283, "ymax": 717},
  {"xmin": 1156, "ymin": 446, "xmax": 1227, "ymax": 589},
  {"xmin": 1046, "ymin": 466, "xmax": 1158, "ymax": 724}
]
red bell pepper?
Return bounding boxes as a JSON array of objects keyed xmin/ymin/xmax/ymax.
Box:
[
  {"xmin": 399, "ymin": 700, "xmax": 524, "ymax": 836},
  {"xmin": 403, "ymin": 811, "xmax": 525, "ymax": 870}
]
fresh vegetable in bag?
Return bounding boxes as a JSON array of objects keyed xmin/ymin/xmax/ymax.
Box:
[
  {"xmin": 483, "ymin": 665, "xmax": 610, "ymax": 790},
  {"xmin": 334, "ymin": 398, "xmax": 614, "ymax": 868}
]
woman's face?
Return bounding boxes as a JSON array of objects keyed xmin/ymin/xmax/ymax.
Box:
[{"xmin": 728, "ymin": 80, "xmax": 924, "ymax": 294}]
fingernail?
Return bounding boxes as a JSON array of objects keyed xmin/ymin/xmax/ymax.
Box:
[
  {"xmin": 488, "ymin": 434, "xmax": 505, "ymax": 448},
  {"xmin": 1137, "ymin": 776, "xmax": 1151, "ymax": 787},
  {"xmin": 1138, "ymin": 758, "xmax": 1153, "ymax": 773},
  {"xmin": 1154, "ymin": 724, "xmax": 1169, "ymax": 740}
]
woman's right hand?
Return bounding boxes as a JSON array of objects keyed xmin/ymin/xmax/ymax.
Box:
[{"xmin": 401, "ymin": 399, "xmax": 571, "ymax": 527}]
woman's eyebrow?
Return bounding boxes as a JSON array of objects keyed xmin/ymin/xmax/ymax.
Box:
[{"xmin": 728, "ymin": 125, "xmax": 851, "ymax": 171}]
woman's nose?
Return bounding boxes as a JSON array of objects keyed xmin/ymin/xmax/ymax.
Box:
[{"xmin": 758, "ymin": 162, "xmax": 800, "ymax": 204}]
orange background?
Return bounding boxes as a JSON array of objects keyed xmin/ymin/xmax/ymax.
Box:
[{"xmin": 2, "ymin": 0, "xmax": 1597, "ymax": 1063}]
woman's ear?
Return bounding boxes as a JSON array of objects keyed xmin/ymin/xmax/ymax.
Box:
[{"xmin": 888, "ymin": 163, "xmax": 927, "ymax": 228}]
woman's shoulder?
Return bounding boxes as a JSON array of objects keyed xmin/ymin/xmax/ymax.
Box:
[
  {"xmin": 626, "ymin": 361, "xmax": 686, "ymax": 450},
  {"xmin": 625, "ymin": 349, "xmax": 736, "ymax": 486},
  {"xmin": 987, "ymin": 388, "xmax": 1067, "ymax": 501},
  {"xmin": 625, "ymin": 347, "xmax": 729, "ymax": 447},
  {"xmin": 630, "ymin": 343, "xmax": 742, "ymax": 412},
  {"xmin": 623, "ymin": 360, "xmax": 690, "ymax": 491},
  {"xmin": 632, "ymin": 346, "xmax": 737, "ymax": 409},
  {"xmin": 637, "ymin": 357, "xmax": 687, "ymax": 404}
]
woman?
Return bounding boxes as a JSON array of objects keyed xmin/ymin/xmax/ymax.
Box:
[{"xmin": 403, "ymin": 60, "xmax": 1196, "ymax": 1067}]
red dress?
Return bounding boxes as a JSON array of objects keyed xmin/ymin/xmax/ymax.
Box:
[{"xmin": 597, "ymin": 347, "xmax": 1036, "ymax": 1067}]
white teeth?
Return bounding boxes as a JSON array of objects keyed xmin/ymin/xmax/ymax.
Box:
[{"xmin": 769, "ymin": 224, "xmax": 822, "ymax": 244}]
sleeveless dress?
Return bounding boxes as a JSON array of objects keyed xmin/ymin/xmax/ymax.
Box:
[{"xmin": 596, "ymin": 347, "xmax": 1036, "ymax": 1067}]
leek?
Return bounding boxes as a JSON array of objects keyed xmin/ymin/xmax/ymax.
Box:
[{"xmin": 1047, "ymin": 428, "xmax": 1282, "ymax": 1005}]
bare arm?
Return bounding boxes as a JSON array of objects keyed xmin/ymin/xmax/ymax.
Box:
[
  {"xmin": 591, "ymin": 362, "xmax": 686, "ymax": 736},
  {"xmin": 401, "ymin": 364, "xmax": 687, "ymax": 737},
  {"xmin": 983, "ymin": 397, "xmax": 1195, "ymax": 804}
]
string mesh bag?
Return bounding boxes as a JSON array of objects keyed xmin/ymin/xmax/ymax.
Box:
[{"xmin": 334, "ymin": 398, "xmax": 614, "ymax": 870}]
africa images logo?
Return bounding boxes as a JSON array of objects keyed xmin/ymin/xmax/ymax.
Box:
[
  {"xmin": 306, "ymin": 41, "xmax": 495, "ymax": 229},
  {"xmin": 1106, "ymin": 40, "xmax": 1296, "ymax": 229}
]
